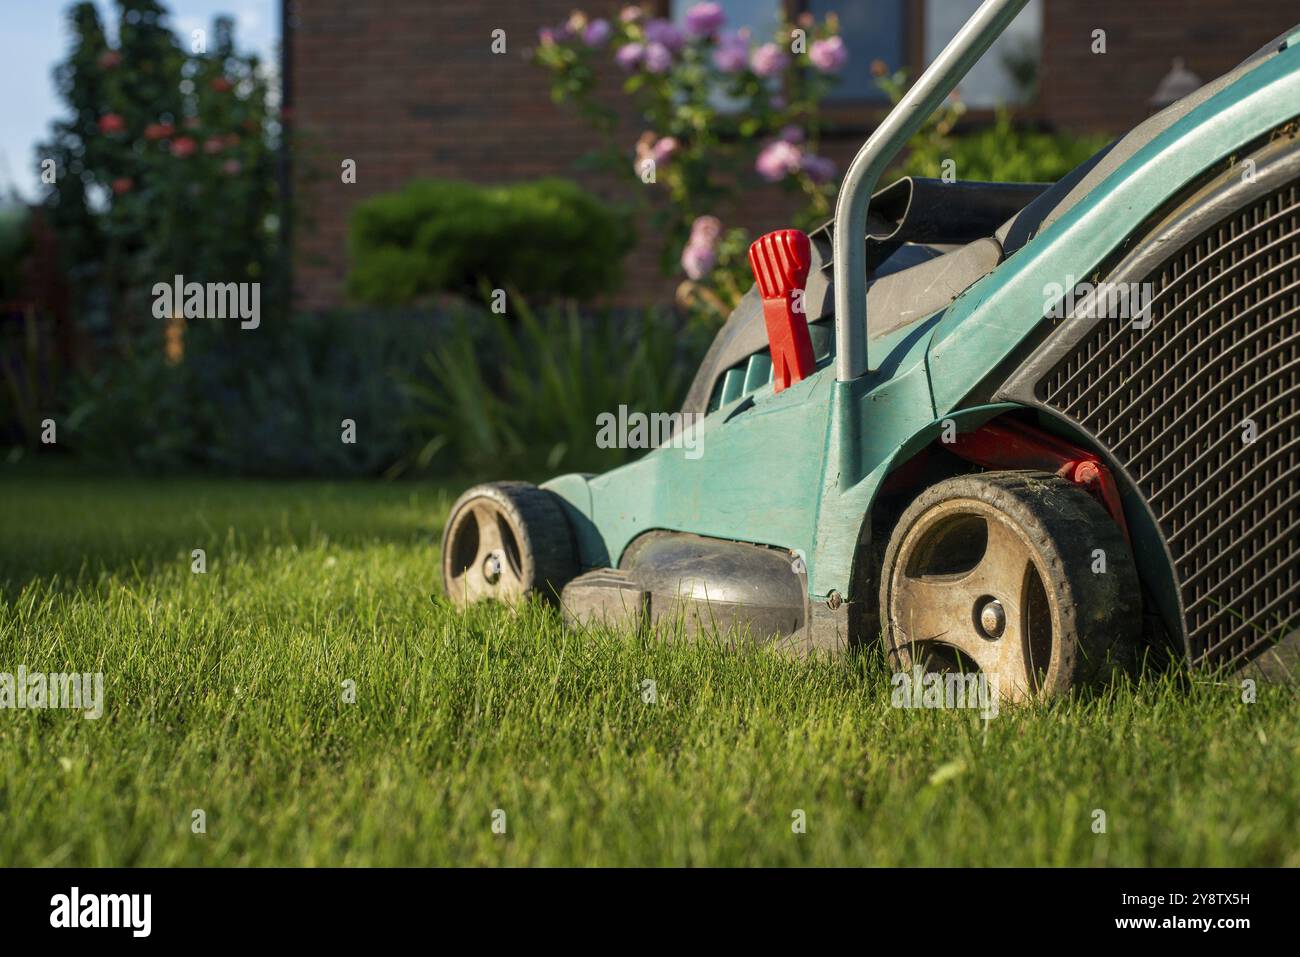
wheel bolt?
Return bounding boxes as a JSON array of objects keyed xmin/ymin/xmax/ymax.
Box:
[{"xmin": 483, "ymin": 552, "xmax": 502, "ymax": 584}]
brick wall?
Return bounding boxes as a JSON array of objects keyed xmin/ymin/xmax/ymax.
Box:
[
  {"xmin": 1038, "ymin": 1, "xmax": 1297, "ymax": 132},
  {"xmin": 289, "ymin": 0, "xmax": 1299, "ymax": 312},
  {"xmin": 289, "ymin": 0, "xmax": 677, "ymax": 311}
]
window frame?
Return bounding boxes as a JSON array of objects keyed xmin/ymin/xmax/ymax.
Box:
[{"xmin": 665, "ymin": 0, "xmax": 1042, "ymax": 138}]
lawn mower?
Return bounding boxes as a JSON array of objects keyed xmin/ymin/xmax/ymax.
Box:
[{"xmin": 442, "ymin": 0, "xmax": 1300, "ymax": 700}]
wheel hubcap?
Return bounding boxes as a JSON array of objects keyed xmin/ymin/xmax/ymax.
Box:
[
  {"xmin": 444, "ymin": 501, "xmax": 524, "ymax": 605},
  {"xmin": 978, "ymin": 598, "xmax": 1005, "ymax": 638},
  {"xmin": 888, "ymin": 503, "xmax": 1055, "ymax": 701}
]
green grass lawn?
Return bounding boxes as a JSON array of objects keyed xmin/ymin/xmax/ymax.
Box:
[{"xmin": 1, "ymin": 467, "xmax": 1298, "ymax": 866}]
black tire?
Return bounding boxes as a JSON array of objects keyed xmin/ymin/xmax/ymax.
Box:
[
  {"xmin": 440, "ymin": 481, "xmax": 577, "ymax": 607},
  {"xmin": 878, "ymin": 470, "xmax": 1141, "ymax": 700}
]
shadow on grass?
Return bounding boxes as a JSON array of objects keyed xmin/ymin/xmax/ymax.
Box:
[{"xmin": 0, "ymin": 466, "xmax": 468, "ymax": 594}]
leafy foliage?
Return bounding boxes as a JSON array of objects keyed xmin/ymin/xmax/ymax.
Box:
[
  {"xmin": 533, "ymin": 6, "xmax": 848, "ymax": 319},
  {"xmin": 346, "ymin": 179, "xmax": 635, "ymax": 306},
  {"xmin": 52, "ymin": 298, "xmax": 707, "ymax": 479},
  {"xmin": 898, "ymin": 109, "xmax": 1109, "ymax": 184},
  {"xmin": 60, "ymin": 312, "xmax": 442, "ymax": 476},
  {"xmin": 873, "ymin": 66, "xmax": 1109, "ymax": 184},
  {"xmin": 402, "ymin": 299, "xmax": 708, "ymax": 475},
  {"xmin": 40, "ymin": 0, "xmax": 279, "ymax": 336}
]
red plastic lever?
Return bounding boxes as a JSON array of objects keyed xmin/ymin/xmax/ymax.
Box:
[{"xmin": 748, "ymin": 229, "xmax": 814, "ymax": 393}]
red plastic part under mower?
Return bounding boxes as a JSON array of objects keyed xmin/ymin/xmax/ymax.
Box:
[{"xmin": 947, "ymin": 418, "xmax": 1131, "ymax": 544}]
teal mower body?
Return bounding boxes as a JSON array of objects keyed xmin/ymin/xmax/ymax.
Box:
[{"xmin": 443, "ymin": 2, "xmax": 1300, "ymax": 696}]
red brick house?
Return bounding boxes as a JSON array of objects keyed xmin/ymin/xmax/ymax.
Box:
[{"xmin": 285, "ymin": 0, "xmax": 1299, "ymax": 312}]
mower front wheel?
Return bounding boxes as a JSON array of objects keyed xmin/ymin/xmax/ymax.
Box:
[
  {"xmin": 440, "ymin": 482, "xmax": 576, "ymax": 607},
  {"xmin": 879, "ymin": 470, "xmax": 1141, "ymax": 701}
]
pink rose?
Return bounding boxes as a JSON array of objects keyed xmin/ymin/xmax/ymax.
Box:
[
  {"xmin": 756, "ymin": 139, "xmax": 802, "ymax": 182},
  {"xmin": 684, "ymin": 3, "xmax": 725, "ymax": 37},
  {"xmin": 583, "ymin": 19, "xmax": 612, "ymax": 47},
  {"xmin": 643, "ymin": 19, "xmax": 685, "ymax": 52},
  {"xmin": 652, "ymin": 136, "xmax": 679, "ymax": 165},
  {"xmin": 616, "ymin": 42, "xmax": 645, "ymax": 70},
  {"xmin": 809, "ymin": 36, "xmax": 848, "ymax": 73},
  {"xmin": 689, "ymin": 215, "xmax": 721, "ymax": 245},
  {"xmin": 712, "ymin": 32, "xmax": 748, "ymax": 73},
  {"xmin": 681, "ymin": 243, "xmax": 716, "ymax": 280},
  {"xmin": 750, "ymin": 42, "xmax": 788, "ymax": 77},
  {"xmin": 643, "ymin": 41, "xmax": 673, "ymax": 73},
  {"xmin": 681, "ymin": 215, "xmax": 722, "ymax": 279}
]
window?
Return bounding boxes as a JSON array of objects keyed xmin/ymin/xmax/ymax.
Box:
[
  {"xmin": 675, "ymin": 1, "xmax": 905, "ymax": 103},
  {"xmin": 672, "ymin": 0, "xmax": 784, "ymax": 112},
  {"xmin": 670, "ymin": 0, "xmax": 1042, "ymax": 112},
  {"xmin": 698, "ymin": 0, "xmax": 783, "ymax": 42},
  {"xmin": 809, "ymin": 0, "xmax": 906, "ymax": 102},
  {"xmin": 923, "ymin": 0, "xmax": 1042, "ymax": 107}
]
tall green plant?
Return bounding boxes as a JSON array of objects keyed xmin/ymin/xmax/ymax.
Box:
[
  {"xmin": 60, "ymin": 312, "xmax": 442, "ymax": 476},
  {"xmin": 41, "ymin": 1, "xmax": 279, "ymax": 338},
  {"xmin": 402, "ymin": 298, "xmax": 705, "ymax": 476}
]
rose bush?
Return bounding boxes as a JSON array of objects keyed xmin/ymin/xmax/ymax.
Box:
[
  {"xmin": 41, "ymin": 0, "xmax": 278, "ymax": 342},
  {"xmin": 533, "ymin": 3, "xmax": 848, "ymax": 320}
]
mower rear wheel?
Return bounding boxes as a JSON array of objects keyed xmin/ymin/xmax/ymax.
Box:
[
  {"xmin": 879, "ymin": 470, "xmax": 1140, "ymax": 701},
  {"xmin": 441, "ymin": 482, "xmax": 576, "ymax": 607}
]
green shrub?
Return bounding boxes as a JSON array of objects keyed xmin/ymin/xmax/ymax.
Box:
[
  {"xmin": 60, "ymin": 312, "xmax": 444, "ymax": 476},
  {"xmin": 52, "ymin": 300, "xmax": 708, "ymax": 479},
  {"xmin": 347, "ymin": 178, "xmax": 635, "ymax": 305},
  {"xmin": 898, "ymin": 109, "xmax": 1110, "ymax": 183}
]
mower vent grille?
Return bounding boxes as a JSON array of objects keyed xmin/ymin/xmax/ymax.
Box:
[{"xmin": 1035, "ymin": 180, "xmax": 1300, "ymax": 669}]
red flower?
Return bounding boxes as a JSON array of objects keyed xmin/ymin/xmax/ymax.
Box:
[
  {"xmin": 98, "ymin": 113, "xmax": 126, "ymax": 135},
  {"xmin": 203, "ymin": 136, "xmax": 225, "ymax": 155},
  {"xmin": 98, "ymin": 50, "xmax": 122, "ymax": 70},
  {"xmin": 221, "ymin": 159, "xmax": 242, "ymax": 176},
  {"xmin": 210, "ymin": 76, "xmax": 234, "ymax": 93},
  {"xmin": 143, "ymin": 122, "xmax": 175, "ymax": 141},
  {"xmin": 170, "ymin": 136, "xmax": 197, "ymax": 158},
  {"xmin": 111, "ymin": 177, "xmax": 133, "ymax": 195}
]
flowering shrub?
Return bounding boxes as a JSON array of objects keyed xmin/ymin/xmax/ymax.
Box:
[
  {"xmin": 40, "ymin": 0, "xmax": 277, "ymax": 339},
  {"xmin": 534, "ymin": 3, "xmax": 848, "ymax": 318}
]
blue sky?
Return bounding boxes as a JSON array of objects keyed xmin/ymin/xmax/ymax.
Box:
[{"xmin": 0, "ymin": 0, "xmax": 277, "ymax": 202}]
